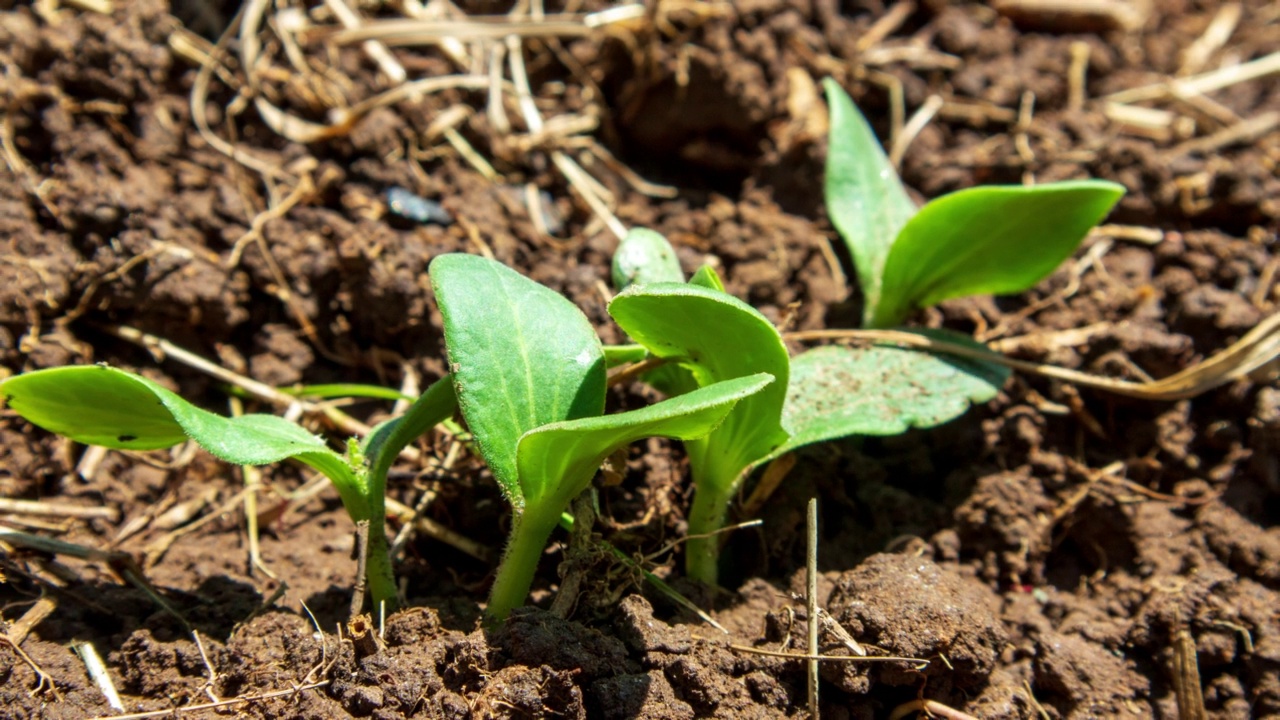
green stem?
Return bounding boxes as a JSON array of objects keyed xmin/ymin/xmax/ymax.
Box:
[
  {"xmin": 485, "ymin": 504, "xmax": 562, "ymax": 623},
  {"xmin": 364, "ymin": 509, "xmax": 399, "ymax": 612},
  {"xmin": 685, "ymin": 484, "xmax": 730, "ymax": 585}
]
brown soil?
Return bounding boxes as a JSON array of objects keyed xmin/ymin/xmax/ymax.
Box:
[{"xmin": 1, "ymin": 0, "xmax": 1277, "ymax": 718}]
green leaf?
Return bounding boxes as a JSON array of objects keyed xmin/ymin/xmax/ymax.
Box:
[
  {"xmin": 610, "ymin": 283, "xmax": 790, "ymax": 494},
  {"xmin": 870, "ymin": 180, "xmax": 1125, "ymax": 328},
  {"xmin": 688, "ymin": 265, "xmax": 725, "ymax": 292},
  {"xmin": 823, "ymin": 78, "xmax": 917, "ymax": 323},
  {"xmin": 776, "ymin": 332, "xmax": 1010, "ymax": 456},
  {"xmin": 430, "ymin": 253, "xmax": 606, "ymax": 508},
  {"xmin": 1, "ymin": 364, "xmax": 363, "ymax": 510},
  {"xmin": 517, "ymin": 373, "xmax": 776, "ymax": 514},
  {"xmin": 612, "ymin": 228, "xmax": 684, "ymax": 290}
]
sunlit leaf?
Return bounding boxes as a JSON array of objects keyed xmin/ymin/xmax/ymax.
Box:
[{"xmin": 430, "ymin": 254, "xmax": 606, "ymax": 508}]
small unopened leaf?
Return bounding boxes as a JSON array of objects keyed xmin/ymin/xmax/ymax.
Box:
[
  {"xmin": 517, "ymin": 374, "xmax": 775, "ymax": 511},
  {"xmin": 777, "ymin": 333, "xmax": 1010, "ymax": 456},
  {"xmin": 612, "ymin": 228, "xmax": 684, "ymax": 290},
  {"xmin": 430, "ymin": 254, "xmax": 606, "ymax": 507},
  {"xmin": 823, "ymin": 78, "xmax": 917, "ymax": 322},
  {"xmin": 870, "ymin": 181, "xmax": 1125, "ymax": 328}
]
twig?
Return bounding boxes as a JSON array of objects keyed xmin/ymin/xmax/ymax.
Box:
[
  {"xmin": 4, "ymin": 593, "xmax": 57, "ymax": 646},
  {"xmin": 724, "ymin": 643, "xmax": 928, "ymax": 667},
  {"xmin": 389, "ymin": 441, "xmax": 460, "ymax": 559},
  {"xmin": 0, "ymin": 498, "xmax": 117, "ymax": 522},
  {"xmin": 889, "ymin": 95, "xmax": 943, "ymax": 168},
  {"xmin": 805, "ymin": 498, "xmax": 819, "ymax": 720},
  {"xmin": 323, "ymin": 0, "xmax": 406, "ymax": 83},
  {"xmin": 888, "ymin": 699, "xmax": 980, "ymax": 720},
  {"xmin": 1164, "ymin": 111, "xmax": 1280, "ymax": 159},
  {"xmin": 991, "ymin": 0, "xmax": 1146, "ymax": 31},
  {"xmin": 72, "ymin": 641, "xmax": 124, "ymax": 711},
  {"xmin": 323, "ymin": 5, "xmax": 646, "ymax": 46},
  {"xmin": 349, "ymin": 519, "xmax": 371, "ymax": 618},
  {"xmin": 1178, "ymin": 3, "xmax": 1241, "ymax": 77},
  {"xmin": 1067, "ymin": 41, "xmax": 1090, "ymax": 111},
  {"xmin": 385, "ymin": 497, "xmax": 492, "ymax": 561},
  {"xmin": 784, "ymin": 311, "xmax": 1280, "ymax": 401},
  {"xmin": 0, "ymin": 632, "xmax": 56, "ymax": 696},
  {"xmin": 87, "ymin": 680, "xmax": 329, "ymax": 720},
  {"xmin": 1105, "ymin": 50, "xmax": 1280, "ymax": 104}
]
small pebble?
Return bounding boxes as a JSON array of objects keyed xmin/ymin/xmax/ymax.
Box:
[{"xmin": 385, "ymin": 186, "xmax": 452, "ymax": 225}]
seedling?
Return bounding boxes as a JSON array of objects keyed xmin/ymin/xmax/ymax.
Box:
[
  {"xmin": 0, "ymin": 365, "xmax": 459, "ymax": 612},
  {"xmin": 609, "ymin": 231, "xmax": 1009, "ymax": 585},
  {"xmin": 428, "ymin": 253, "xmax": 773, "ymax": 620},
  {"xmin": 822, "ymin": 78, "xmax": 1126, "ymax": 329}
]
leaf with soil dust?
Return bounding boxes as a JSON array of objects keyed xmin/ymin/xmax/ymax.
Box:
[{"xmin": 777, "ymin": 332, "xmax": 1010, "ymax": 456}]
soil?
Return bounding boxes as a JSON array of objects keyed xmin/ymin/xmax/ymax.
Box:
[{"xmin": 0, "ymin": 0, "xmax": 1277, "ymax": 718}]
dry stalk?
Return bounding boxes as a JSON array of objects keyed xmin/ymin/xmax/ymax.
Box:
[
  {"xmin": 785, "ymin": 309, "xmax": 1280, "ymax": 402},
  {"xmin": 1106, "ymin": 50, "xmax": 1280, "ymax": 104},
  {"xmin": 888, "ymin": 699, "xmax": 981, "ymax": 720},
  {"xmin": 85, "ymin": 681, "xmax": 330, "ymax": 720},
  {"xmin": 0, "ymin": 498, "xmax": 117, "ymax": 522},
  {"xmin": 992, "ymin": 0, "xmax": 1147, "ymax": 32},
  {"xmin": 1164, "ymin": 111, "xmax": 1280, "ymax": 159},
  {"xmin": 889, "ymin": 95, "xmax": 943, "ymax": 168},
  {"xmin": 1178, "ymin": 3, "xmax": 1242, "ymax": 77}
]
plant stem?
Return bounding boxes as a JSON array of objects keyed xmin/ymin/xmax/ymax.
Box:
[
  {"xmin": 685, "ymin": 484, "xmax": 730, "ymax": 585},
  {"xmin": 362, "ymin": 511, "xmax": 399, "ymax": 612},
  {"xmin": 485, "ymin": 505, "xmax": 562, "ymax": 622}
]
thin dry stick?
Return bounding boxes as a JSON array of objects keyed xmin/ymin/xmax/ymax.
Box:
[
  {"xmin": 889, "ymin": 94, "xmax": 943, "ymax": 168},
  {"xmin": 384, "ymin": 497, "xmax": 493, "ymax": 561},
  {"xmin": 389, "ymin": 440, "xmax": 461, "ymax": 558},
  {"xmin": 0, "ymin": 633, "xmax": 56, "ymax": 696},
  {"xmin": 785, "ymin": 311, "xmax": 1280, "ymax": 401},
  {"xmin": 1067, "ymin": 41, "xmax": 1090, "ymax": 111},
  {"xmin": 324, "ymin": 4, "xmax": 646, "ymax": 45},
  {"xmin": 724, "ymin": 643, "xmax": 928, "ymax": 667},
  {"xmin": 86, "ymin": 681, "xmax": 329, "ymax": 720},
  {"xmin": 855, "ymin": 1, "xmax": 915, "ymax": 53},
  {"xmin": 806, "ymin": 498, "xmax": 820, "ymax": 720},
  {"xmin": 349, "ymin": 519, "xmax": 371, "ymax": 618},
  {"xmin": 1106, "ymin": 50, "xmax": 1280, "ymax": 104},
  {"xmin": 1165, "ymin": 111, "xmax": 1280, "ymax": 159},
  {"xmin": 0, "ymin": 498, "xmax": 117, "ymax": 522},
  {"xmin": 4, "ymin": 593, "xmax": 56, "ymax": 647},
  {"xmin": 1178, "ymin": 2, "xmax": 1241, "ymax": 77},
  {"xmin": 71, "ymin": 641, "xmax": 124, "ymax": 711},
  {"xmin": 888, "ymin": 699, "xmax": 981, "ymax": 720},
  {"xmin": 324, "ymin": 0, "xmax": 406, "ymax": 82}
]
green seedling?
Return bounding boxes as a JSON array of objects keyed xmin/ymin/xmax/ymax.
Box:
[
  {"xmin": 428, "ymin": 253, "xmax": 774, "ymax": 620},
  {"xmin": 608, "ymin": 231, "xmax": 1009, "ymax": 585},
  {"xmin": 822, "ymin": 78, "xmax": 1126, "ymax": 329},
  {"xmin": 0, "ymin": 366, "xmax": 459, "ymax": 610}
]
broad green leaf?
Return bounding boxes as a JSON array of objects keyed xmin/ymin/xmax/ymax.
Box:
[
  {"xmin": 823, "ymin": 78, "xmax": 917, "ymax": 324},
  {"xmin": 362, "ymin": 374, "xmax": 458, "ymax": 491},
  {"xmin": 430, "ymin": 254, "xmax": 606, "ymax": 507},
  {"xmin": 612, "ymin": 228, "xmax": 684, "ymax": 290},
  {"xmin": 517, "ymin": 374, "xmax": 775, "ymax": 513},
  {"xmin": 609, "ymin": 284, "xmax": 790, "ymax": 493},
  {"xmin": 1, "ymin": 365, "xmax": 363, "ymax": 511},
  {"xmin": 870, "ymin": 180, "xmax": 1125, "ymax": 328},
  {"xmin": 776, "ymin": 332, "xmax": 1010, "ymax": 456}
]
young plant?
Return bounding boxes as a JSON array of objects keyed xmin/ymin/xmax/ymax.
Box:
[
  {"xmin": 427, "ymin": 253, "xmax": 774, "ymax": 620},
  {"xmin": 822, "ymin": 78, "xmax": 1126, "ymax": 329},
  {"xmin": 0, "ymin": 366, "xmax": 458, "ymax": 611},
  {"xmin": 608, "ymin": 231, "xmax": 1009, "ymax": 585}
]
